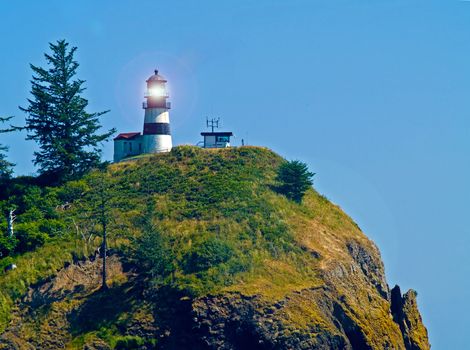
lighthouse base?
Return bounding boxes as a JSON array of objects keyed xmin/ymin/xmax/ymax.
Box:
[{"xmin": 143, "ymin": 134, "xmax": 172, "ymax": 154}]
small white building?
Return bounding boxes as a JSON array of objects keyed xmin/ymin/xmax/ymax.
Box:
[
  {"xmin": 113, "ymin": 132, "xmax": 143, "ymax": 162},
  {"xmin": 200, "ymin": 131, "xmax": 233, "ymax": 148}
]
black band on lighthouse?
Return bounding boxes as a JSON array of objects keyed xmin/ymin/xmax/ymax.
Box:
[{"xmin": 143, "ymin": 122, "xmax": 171, "ymax": 135}]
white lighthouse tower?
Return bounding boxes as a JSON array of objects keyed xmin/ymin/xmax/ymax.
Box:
[{"xmin": 142, "ymin": 70, "xmax": 172, "ymax": 153}]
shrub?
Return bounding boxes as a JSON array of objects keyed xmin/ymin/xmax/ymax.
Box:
[
  {"xmin": 114, "ymin": 335, "xmax": 146, "ymax": 349},
  {"xmin": 183, "ymin": 237, "xmax": 234, "ymax": 273},
  {"xmin": 14, "ymin": 223, "xmax": 48, "ymax": 253},
  {"xmin": 135, "ymin": 228, "xmax": 175, "ymax": 282},
  {"xmin": 0, "ymin": 256, "xmax": 14, "ymax": 272},
  {"xmin": 38, "ymin": 219, "xmax": 67, "ymax": 237},
  {"xmin": 276, "ymin": 160, "xmax": 315, "ymax": 203},
  {"xmin": 0, "ymin": 234, "xmax": 17, "ymax": 258},
  {"xmin": 57, "ymin": 179, "xmax": 88, "ymax": 203},
  {"xmin": 171, "ymin": 145, "xmax": 200, "ymax": 160}
]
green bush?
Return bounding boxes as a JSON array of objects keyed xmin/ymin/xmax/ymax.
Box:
[
  {"xmin": 0, "ymin": 256, "xmax": 15, "ymax": 272},
  {"xmin": 38, "ymin": 219, "xmax": 67, "ymax": 237},
  {"xmin": 135, "ymin": 227, "xmax": 175, "ymax": 282},
  {"xmin": 56, "ymin": 179, "xmax": 88, "ymax": 203},
  {"xmin": 0, "ymin": 234, "xmax": 17, "ymax": 258},
  {"xmin": 114, "ymin": 335, "xmax": 150, "ymax": 349},
  {"xmin": 171, "ymin": 144, "xmax": 200, "ymax": 160},
  {"xmin": 14, "ymin": 222, "xmax": 48, "ymax": 253},
  {"xmin": 183, "ymin": 237, "xmax": 235, "ymax": 273}
]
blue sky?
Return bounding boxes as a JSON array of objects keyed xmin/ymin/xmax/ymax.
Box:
[{"xmin": 1, "ymin": 0, "xmax": 469, "ymax": 347}]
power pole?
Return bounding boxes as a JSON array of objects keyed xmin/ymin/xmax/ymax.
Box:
[{"xmin": 7, "ymin": 209, "xmax": 16, "ymax": 237}]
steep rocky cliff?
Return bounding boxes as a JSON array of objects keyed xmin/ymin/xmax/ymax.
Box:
[{"xmin": 0, "ymin": 146, "xmax": 430, "ymax": 349}]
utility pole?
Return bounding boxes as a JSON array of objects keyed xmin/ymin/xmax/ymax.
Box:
[{"xmin": 7, "ymin": 209, "xmax": 16, "ymax": 237}]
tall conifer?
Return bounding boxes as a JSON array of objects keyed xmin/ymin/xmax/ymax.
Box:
[
  {"xmin": 20, "ymin": 40, "xmax": 115, "ymax": 182},
  {"xmin": 276, "ymin": 160, "xmax": 315, "ymax": 203}
]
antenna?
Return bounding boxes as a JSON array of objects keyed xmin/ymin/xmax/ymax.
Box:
[{"xmin": 206, "ymin": 117, "xmax": 220, "ymax": 133}]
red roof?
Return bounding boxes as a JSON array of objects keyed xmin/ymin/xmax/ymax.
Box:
[{"xmin": 114, "ymin": 132, "xmax": 141, "ymax": 141}]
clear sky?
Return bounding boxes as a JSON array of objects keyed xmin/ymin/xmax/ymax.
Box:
[{"xmin": 1, "ymin": 0, "xmax": 469, "ymax": 347}]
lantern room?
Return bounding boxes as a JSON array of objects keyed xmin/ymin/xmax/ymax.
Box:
[{"xmin": 143, "ymin": 70, "xmax": 170, "ymax": 109}]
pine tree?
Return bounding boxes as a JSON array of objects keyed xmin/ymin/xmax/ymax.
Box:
[
  {"xmin": 135, "ymin": 203, "xmax": 175, "ymax": 284},
  {"xmin": 20, "ymin": 40, "xmax": 115, "ymax": 182},
  {"xmin": 276, "ymin": 160, "xmax": 315, "ymax": 203},
  {"xmin": 0, "ymin": 116, "xmax": 14, "ymax": 179}
]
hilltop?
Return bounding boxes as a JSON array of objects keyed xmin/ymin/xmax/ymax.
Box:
[{"xmin": 0, "ymin": 146, "xmax": 429, "ymax": 349}]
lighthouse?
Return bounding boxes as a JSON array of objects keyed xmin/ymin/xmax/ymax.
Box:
[
  {"xmin": 142, "ymin": 70, "xmax": 172, "ymax": 153},
  {"xmin": 113, "ymin": 70, "xmax": 173, "ymax": 162}
]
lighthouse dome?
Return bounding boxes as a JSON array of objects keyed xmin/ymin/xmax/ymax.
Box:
[{"xmin": 147, "ymin": 70, "xmax": 167, "ymax": 83}]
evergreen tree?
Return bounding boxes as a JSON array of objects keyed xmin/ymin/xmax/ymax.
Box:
[
  {"xmin": 20, "ymin": 40, "xmax": 115, "ymax": 182},
  {"xmin": 276, "ymin": 160, "xmax": 315, "ymax": 203},
  {"xmin": 135, "ymin": 203, "xmax": 175, "ymax": 284},
  {"xmin": 136, "ymin": 225, "xmax": 175, "ymax": 283},
  {"xmin": 0, "ymin": 116, "xmax": 14, "ymax": 179}
]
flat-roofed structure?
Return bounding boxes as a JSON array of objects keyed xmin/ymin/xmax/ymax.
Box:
[{"xmin": 200, "ymin": 131, "xmax": 233, "ymax": 148}]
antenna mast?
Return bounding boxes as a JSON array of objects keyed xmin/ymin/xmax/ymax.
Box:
[{"xmin": 206, "ymin": 117, "xmax": 220, "ymax": 132}]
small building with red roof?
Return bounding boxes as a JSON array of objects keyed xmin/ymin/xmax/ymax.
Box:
[{"xmin": 113, "ymin": 132, "xmax": 143, "ymax": 162}]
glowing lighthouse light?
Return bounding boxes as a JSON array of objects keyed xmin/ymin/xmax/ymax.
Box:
[{"xmin": 147, "ymin": 85, "xmax": 167, "ymax": 97}]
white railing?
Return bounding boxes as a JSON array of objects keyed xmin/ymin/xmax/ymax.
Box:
[{"xmin": 142, "ymin": 101, "xmax": 171, "ymax": 109}]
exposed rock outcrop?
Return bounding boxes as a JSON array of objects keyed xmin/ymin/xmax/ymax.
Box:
[
  {"xmin": 189, "ymin": 235, "xmax": 429, "ymax": 350},
  {"xmin": 391, "ymin": 285, "xmax": 430, "ymax": 350}
]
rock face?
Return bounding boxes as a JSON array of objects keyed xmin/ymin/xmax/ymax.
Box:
[
  {"xmin": 191, "ymin": 242, "xmax": 430, "ymax": 350},
  {"xmin": 193, "ymin": 291, "xmax": 350, "ymax": 350},
  {"xmin": 0, "ymin": 255, "xmax": 155, "ymax": 350},
  {"xmin": 391, "ymin": 286, "xmax": 430, "ymax": 350},
  {"xmin": 0, "ymin": 246, "xmax": 430, "ymax": 350}
]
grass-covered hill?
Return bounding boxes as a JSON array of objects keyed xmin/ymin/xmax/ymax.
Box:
[{"xmin": 0, "ymin": 146, "xmax": 429, "ymax": 349}]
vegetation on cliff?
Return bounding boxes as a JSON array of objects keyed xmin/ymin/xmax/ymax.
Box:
[{"xmin": 0, "ymin": 146, "xmax": 429, "ymax": 349}]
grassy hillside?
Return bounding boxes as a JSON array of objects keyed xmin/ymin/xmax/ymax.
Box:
[{"xmin": 0, "ymin": 146, "xmax": 429, "ymax": 349}]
